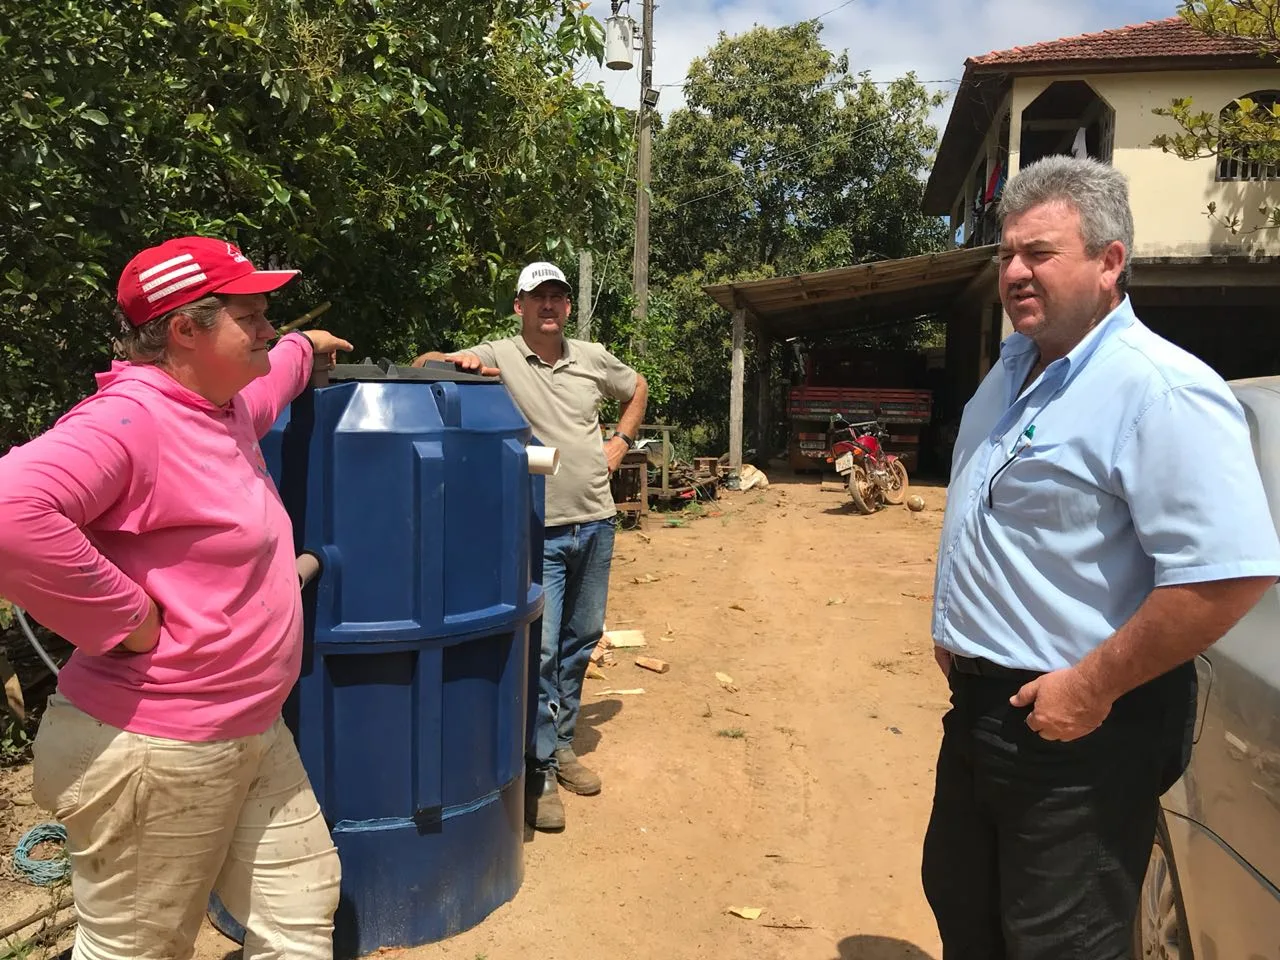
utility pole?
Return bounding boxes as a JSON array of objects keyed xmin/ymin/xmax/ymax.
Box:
[
  {"xmin": 577, "ymin": 248, "xmax": 593, "ymax": 340},
  {"xmin": 630, "ymin": 0, "xmax": 654, "ymax": 355}
]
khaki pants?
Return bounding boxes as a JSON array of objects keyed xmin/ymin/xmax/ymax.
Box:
[{"xmin": 32, "ymin": 694, "xmax": 341, "ymax": 960}]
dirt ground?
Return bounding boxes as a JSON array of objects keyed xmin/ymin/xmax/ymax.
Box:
[{"xmin": 0, "ymin": 471, "xmax": 950, "ymax": 960}]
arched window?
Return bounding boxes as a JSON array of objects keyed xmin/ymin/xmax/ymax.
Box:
[{"xmin": 1217, "ymin": 89, "xmax": 1280, "ymax": 182}]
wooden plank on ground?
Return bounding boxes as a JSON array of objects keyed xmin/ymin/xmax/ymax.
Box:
[{"xmin": 604, "ymin": 629, "xmax": 646, "ymax": 649}]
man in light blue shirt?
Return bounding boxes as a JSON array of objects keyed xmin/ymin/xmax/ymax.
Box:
[{"xmin": 922, "ymin": 156, "xmax": 1280, "ymax": 960}]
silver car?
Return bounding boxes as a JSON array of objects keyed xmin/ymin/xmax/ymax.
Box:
[{"xmin": 1136, "ymin": 375, "xmax": 1280, "ymax": 959}]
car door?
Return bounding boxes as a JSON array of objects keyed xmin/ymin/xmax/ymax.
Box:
[{"xmin": 1166, "ymin": 379, "xmax": 1280, "ymax": 959}]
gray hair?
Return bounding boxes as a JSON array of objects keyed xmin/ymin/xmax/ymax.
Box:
[
  {"xmin": 114, "ymin": 296, "xmax": 223, "ymax": 364},
  {"xmin": 998, "ymin": 156, "xmax": 1135, "ymax": 290}
]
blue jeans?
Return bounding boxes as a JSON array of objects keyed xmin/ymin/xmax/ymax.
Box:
[{"xmin": 530, "ymin": 519, "xmax": 616, "ymax": 770}]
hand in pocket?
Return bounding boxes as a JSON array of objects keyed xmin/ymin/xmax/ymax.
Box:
[{"xmin": 119, "ymin": 598, "xmax": 161, "ymax": 654}]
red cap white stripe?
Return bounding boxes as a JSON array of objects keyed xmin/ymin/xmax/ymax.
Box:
[{"xmin": 116, "ymin": 237, "xmax": 299, "ymax": 327}]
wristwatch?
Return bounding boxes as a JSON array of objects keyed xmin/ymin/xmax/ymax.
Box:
[{"xmin": 613, "ymin": 430, "xmax": 636, "ymax": 449}]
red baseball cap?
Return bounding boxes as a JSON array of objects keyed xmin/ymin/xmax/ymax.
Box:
[{"xmin": 116, "ymin": 236, "xmax": 299, "ymax": 327}]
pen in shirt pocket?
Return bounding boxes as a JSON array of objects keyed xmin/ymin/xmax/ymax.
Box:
[
  {"xmin": 988, "ymin": 425, "xmax": 1039, "ymax": 509},
  {"xmin": 1010, "ymin": 424, "xmax": 1036, "ymax": 456}
]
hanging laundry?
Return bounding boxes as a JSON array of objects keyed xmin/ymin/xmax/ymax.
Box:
[
  {"xmin": 1071, "ymin": 127, "xmax": 1088, "ymax": 159},
  {"xmin": 984, "ymin": 161, "xmax": 1005, "ymax": 203}
]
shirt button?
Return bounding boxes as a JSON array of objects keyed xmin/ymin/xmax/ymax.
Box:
[{"xmin": 948, "ymin": 545, "xmax": 955, "ymax": 554}]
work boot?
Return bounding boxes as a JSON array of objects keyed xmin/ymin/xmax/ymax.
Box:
[
  {"xmin": 554, "ymin": 746, "xmax": 602, "ymax": 796},
  {"xmin": 525, "ymin": 767, "xmax": 565, "ymax": 832}
]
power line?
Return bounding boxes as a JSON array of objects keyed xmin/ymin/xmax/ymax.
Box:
[
  {"xmin": 808, "ymin": 0, "xmax": 858, "ymax": 22},
  {"xmin": 609, "ymin": 70, "xmax": 630, "ymax": 103}
]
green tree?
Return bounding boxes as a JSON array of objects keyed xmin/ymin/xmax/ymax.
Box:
[
  {"xmin": 1153, "ymin": 0, "xmax": 1280, "ymax": 233},
  {"xmin": 646, "ymin": 21, "xmax": 946, "ymax": 452},
  {"xmin": 0, "ymin": 0, "xmax": 632, "ymax": 449}
]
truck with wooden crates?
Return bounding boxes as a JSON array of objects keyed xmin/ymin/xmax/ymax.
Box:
[{"xmin": 786, "ymin": 347, "xmax": 934, "ymax": 473}]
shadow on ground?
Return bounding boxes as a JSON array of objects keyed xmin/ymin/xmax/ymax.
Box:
[
  {"xmin": 571, "ymin": 697, "xmax": 623, "ymax": 757},
  {"xmin": 833, "ymin": 934, "xmax": 936, "ymax": 960}
]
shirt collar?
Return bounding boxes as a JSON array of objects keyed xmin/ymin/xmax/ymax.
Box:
[
  {"xmin": 1000, "ymin": 295, "xmax": 1136, "ymax": 388},
  {"xmin": 517, "ymin": 334, "xmax": 573, "ymax": 367}
]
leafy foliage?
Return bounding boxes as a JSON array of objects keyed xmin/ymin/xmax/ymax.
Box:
[
  {"xmin": 0, "ymin": 600, "xmax": 33, "ymax": 766},
  {"xmin": 1174, "ymin": 0, "xmax": 1280, "ymax": 55},
  {"xmin": 643, "ymin": 22, "xmax": 947, "ymax": 451},
  {"xmin": 654, "ymin": 22, "xmax": 946, "ymax": 277},
  {"xmin": 0, "ymin": 0, "xmax": 632, "ymax": 449},
  {"xmin": 0, "ymin": 597, "xmax": 60, "ymax": 765},
  {"xmin": 0, "ymin": 712, "xmax": 31, "ymax": 767},
  {"xmin": 1, "ymin": 8, "xmax": 947, "ymax": 464},
  {"xmin": 1153, "ymin": 0, "xmax": 1280, "ymax": 234}
]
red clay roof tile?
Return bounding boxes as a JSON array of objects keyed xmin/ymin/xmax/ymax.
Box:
[{"xmin": 968, "ymin": 16, "xmax": 1261, "ymax": 68}]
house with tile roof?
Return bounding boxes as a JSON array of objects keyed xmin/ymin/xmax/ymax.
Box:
[
  {"xmin": 925, "ymin": 16, "xmax": 1280, "ymax": 384},
  {"xmin": 705, "ymin": 18, "xmax": 1279, "ymax": 478}
]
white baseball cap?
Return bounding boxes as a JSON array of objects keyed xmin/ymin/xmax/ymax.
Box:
[{"xmin": 516, "ymin": 261, "xmax": 571, "ymax": 295}]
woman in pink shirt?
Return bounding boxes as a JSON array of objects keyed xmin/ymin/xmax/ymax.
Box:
[{"xmin": 0, "ymin": 237, "xmax": 353, "ymax": 960}]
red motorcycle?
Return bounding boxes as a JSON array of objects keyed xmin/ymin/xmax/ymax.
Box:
[{"xmin": 827, "ymin": 414, "xmax": 910, "ymax": 514}]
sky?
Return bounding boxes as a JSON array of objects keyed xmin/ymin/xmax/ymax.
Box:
[{"xmin": 581, "ymin": 0, "xmax": 1182, "ymax": 118}]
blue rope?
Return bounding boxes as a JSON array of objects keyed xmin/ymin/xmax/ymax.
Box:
[{"xmin": 13, "ymin": 823, "xmax": 70, "ymax": 886}]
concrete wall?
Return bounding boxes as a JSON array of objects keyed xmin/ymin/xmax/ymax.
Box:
[{"xmin": 1008, "ymin": 70, "xmax": 1280, "ymax": 259}]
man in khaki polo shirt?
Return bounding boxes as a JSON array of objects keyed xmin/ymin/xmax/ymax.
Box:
[{"xmin": 413, "ymin": 261, "xmax": 648, "ymax": 831}]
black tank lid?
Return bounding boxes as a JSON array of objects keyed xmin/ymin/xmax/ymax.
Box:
[{"xmin": 327, "ymin": 358, "xmax": 500, "ymax": 384}]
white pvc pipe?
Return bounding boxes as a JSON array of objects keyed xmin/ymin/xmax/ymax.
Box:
[{"xmin": 527, "ymin": 446, "xmax": 560, "ymax": 476}]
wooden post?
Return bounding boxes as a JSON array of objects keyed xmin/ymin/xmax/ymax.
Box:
[
  {"xmin": 577, "ymin": 248, "xmax": 593, "ymax": 340},
  {"xmin": 755, "ymin": 334, "xmax": 772, "ymax": 464},
  {"xmin": 630, "ymin": 0, "xmax": 655, "ymax": 354},
  {"xmin": 729, "ymin": 307, "xmax": 746, "ymax": 478}
]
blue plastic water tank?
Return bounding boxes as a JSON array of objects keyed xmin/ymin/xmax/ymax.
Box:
[{"xmin": 250, "ymin": 360, "xmax": 544, "ymax": 957}]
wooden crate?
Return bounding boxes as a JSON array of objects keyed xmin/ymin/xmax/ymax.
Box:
[
  {"xmin": 611, "ymin": 449, "xmax": 649, "ymax": 523},
  {"xmin": 693, "ymin": 457, "xmax": 720, "ymax": 478}
]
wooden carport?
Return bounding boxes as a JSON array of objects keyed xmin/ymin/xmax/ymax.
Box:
[{"xmin": 703, "ymin": 245, "xmax": 999, "ymax": 478}]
